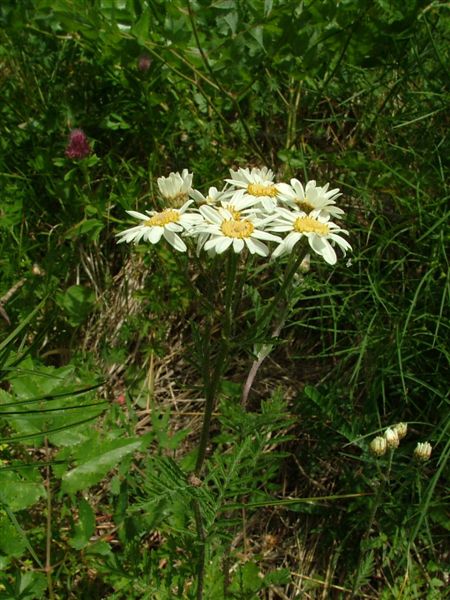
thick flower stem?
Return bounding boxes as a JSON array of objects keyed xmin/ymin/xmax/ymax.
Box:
[
  {"xmin": 193, "ymin": 252, "xmax": 238, "ymax": 600},
  {"xmin": 194, "ymin": 251, "xmax": 238, "ymax": 476}
]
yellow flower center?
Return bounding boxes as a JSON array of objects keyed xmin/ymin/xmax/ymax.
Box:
[
  {"xmin": 247, "ymin": 183, "xmax": 278, "ymax": 197},
  {"xmin": 293, "ymin": 216, "xmax": 329, "ymax": 235},
  {"xmin": 145, "ymin": 209, "xmax": 180, "ymax": 227},
  {"xmin": 223, "ymin": 204, "xmax": 241, "ymax": 220},
  {"xmin": 296, "ymin": 199, "xmax": 314, "ymax": 213},
  {"xmin": 166, "ymin": 192, "xmax": 188, "ymax": 208},
  {"xmin": 221, "ymin": 219, "xmax": 254, "ymax": 239}
]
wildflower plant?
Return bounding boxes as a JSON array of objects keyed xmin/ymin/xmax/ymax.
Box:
[
  {"xmin": 117, "ymin": 166, "xmax": 352, "ymax": 421},
  {"xmin": 117, "ymin": 165, "xmax": 351, "ymax": 598}
]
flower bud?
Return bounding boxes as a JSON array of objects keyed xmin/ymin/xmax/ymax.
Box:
[
  {"xmin": 393, "ymin": 422, "xmax": 408, "ymax": 440},
  {"xmin": 299, "ymin": 253, "xmax": 311, "ymax": 273},
  {"xmin": 369, "ymin": 436, "xmax": 387, "ymax": 457},
  {"xmin": 414, "ymin": 442, "xmax": 432, "ymax": 461},
  {"xmin": 384, "ymin": 427, "xmax": 399, "ymax": 449}
]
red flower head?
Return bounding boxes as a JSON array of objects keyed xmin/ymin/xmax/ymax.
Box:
[
  {"xmin": 65, "ymin": 128, "xmax": 91, "ymax": 159},
  {"xmin": 116, "ymin": 394, "xmax": 126, "ymax": 406},
  {"xmin": 137, "ymin": 54, "xmax": 152, "ymax": 72}
]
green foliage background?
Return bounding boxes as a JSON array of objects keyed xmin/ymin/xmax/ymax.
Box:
[{"xmin": 0, "ymin": 0, "xmax": 449, "ymax": 598}]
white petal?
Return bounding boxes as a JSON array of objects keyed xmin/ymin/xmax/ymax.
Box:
[
  {"xmin": 163, "ymin": 229, "xmax": 187, "ymax": 252},
  {"xmin": 148, "ymin": 227, "xmax": 164, "ymax": 243},
  {"xmin": 178, "ymin": 200, "xmax": 194, "ymax": 213},
  {"xmin": 126, "ymin": 210, "xmax": 150, "ymax": 221},
  {"xmin": 272, "ymin": 241, "xmax": 286, "ymax": 258},
  {"xmin": 166, "ymin": 222, "xmax": 183, "ymax": 232},
  {"xmin": 252, "ymin": 229, "xmax": 282, "ymax": 242},
  {"xmin": 329, "ymin": 233, "xmax": 352, "ymax": 252},
  {"xmin": 276, "ymin": 182, "xmax": 294, "ymax": 196},
  {"xmin": 285, "ymin": 232, "xmax": 302, "ymax": 252},
  {"xmin": 260, "ymin": 197, "xmax": 277, "ymax": 212},
  {"xmin": 246, "ymin": 238, "xmax": 268, "ymax": 256},
  {"xmin": 200, "ymin": 205, "xmax": 224, "ymax": 224},
  {"xmin": 310, "ymin": 236, "xmax": 336, "ymax": 264},
  {"xmin": 291, "ymin": 179, "xmax": 305, "ymax": 198},
  {"xmin": 233, "ymin": 238, "xmax": 245, "ymax": 253},
  {"xmin": 215, "ymin": 236, "xmax": 233, "ymax": 254},
  {"xmin": 204, "ymin": 238, "xmax": 218, "ymax": 252}
]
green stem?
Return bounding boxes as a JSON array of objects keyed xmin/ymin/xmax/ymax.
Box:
[
  {"xmin": 194, "ymin": 252, "xmax": 238, "ymax": 476},
  {"xmin": 193, "ymin": 501, "xmax": 206, "ymax": 600},
  {"xmin": 241, "ymin": 247, "xmax": 307, "ymax": 406},
  {"xmin": 44, "ymin": 437, "xmax": 56, "ymax": 600},
  {"xmin": 257, "ymin": 246, "xmax": 306, "ymax": 338},
  {"xmin": 193, "ymin": 252, "xmax": 238, "ymax": 600},
  {"xmin": 351, "ymin": 453, "xmax": 393, "ymax": 598}
]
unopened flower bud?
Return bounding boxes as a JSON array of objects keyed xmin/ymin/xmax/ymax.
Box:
[
  {"xmin": 414, "ymin": 442, "xmax": 432, "ymax": 461},
  {"xmin": 384, "ymin": 427, "xmax": 399, "ymax": 449},
  {"xmin": 32, "ymin": 263, "xmax": 45, "ymax": 276},
  {"xmin": 299, "ymin": 253, "xmax": 311, "ymax": 273},
  {"xmin": 370, "ymin": 436, "xmax": 387, "ymax": 456},
  {"xmin": 393, "ymin": 422, "xmax": 408, "ymax": 440}
]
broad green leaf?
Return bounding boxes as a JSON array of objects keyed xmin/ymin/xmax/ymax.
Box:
[
  {"xmin": 131, "ymin": 7, "xmax": 150, "ymax": 43},
  {"xmin": 0, "ymin": 515, "xmax": 27, "ymax": 557},
  {"xmin": 61, "ymin": 438, "xmax": 143, "ymax": 494},
  {"xmin": 249, "ymin": 25, "xmax": 265, "ymax": 51},
  {"xmin": 0, "ymin": 472, "xmax": 46, "ymax": 512},
  {"xmin": 230, "ymin": 561, "xmax": 263, "ymax": 595},
  {"xmin": 65, "ymin": 219, "xmax": 104, "ymax": 242},
  {"xmin": 56, "ymin": 285, "xmax": 96, "ymax": 327},
  {"xmin": 50, "ymin": 428, "xmax": 91, "ymax": 448},
  {"xmin": 17, "ymin": 571, "xmax": 47, "ymax": 600}
]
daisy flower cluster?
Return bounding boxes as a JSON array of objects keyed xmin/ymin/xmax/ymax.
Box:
[{"xmin": 116, "ymin": 166, "xmax": 352, "ymax": 265}]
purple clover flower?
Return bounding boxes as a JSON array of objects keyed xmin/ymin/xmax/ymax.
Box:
[
  {"xmin": 138, "ymin": 54, "xmax": 152, "ymax": 72},
  {"xmin": 65, "ymin": 128, "xmax": 91, "ymax": 160}
]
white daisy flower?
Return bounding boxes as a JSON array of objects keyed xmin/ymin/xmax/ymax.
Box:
[
  {"xmin": 157, "ymin": 169, "xmax": 193, "ymax": 207},
  {"xmin": 191, "ymin": 205, "xmax": 281, "ymax": 257},
  {"xmin": 277, "ymin": 179, "xmax": 344, "ymax": 219},
  {"xmin": 270, "ymin": 208, "xmax": 351, "ymax": 264},
  {"xmin": 186, "ymin": 191, "xmax": 260, "ymax": 256},
  {"xmin": 226, "ymin": 166, "xmax": 280, "ymax": 213},
  {"xmin": 116, "ymin": 200, "xmax": 201, "ymax": 252}
]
